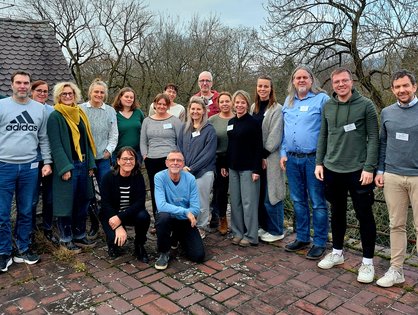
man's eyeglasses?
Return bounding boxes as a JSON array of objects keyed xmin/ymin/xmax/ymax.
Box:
[
  {"xmin": 120, "ymin": 157, "xmax": 135, "ymax": 163},
  {"xmin": 35, "ymin": 89, "xmax": 48, "ymax": 94},
  {"xmin": 61, "ymin": 92, "xmax": 74, "ymax": 97},
  {"xmin": 199, "ymin": 79, "xmax": 212, "ymax": 83},
  {"xmin": 167, "ymin": 158, "xmax": 184, "ymax": 163},
  {"xmin": 332, "ymin": 79, "xmax": 351, "ymax": 85}
]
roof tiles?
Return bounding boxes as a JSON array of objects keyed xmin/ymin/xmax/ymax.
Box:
[{"xmin": 0, "ymin": 18, "xmax": 73, "ymax": 97}]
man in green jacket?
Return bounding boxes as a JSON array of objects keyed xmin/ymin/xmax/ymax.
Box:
[{"xmin": 314, "ymin": 67, "xmax": 379, "ymax": 284}]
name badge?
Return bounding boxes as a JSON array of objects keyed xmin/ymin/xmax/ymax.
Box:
[
  {"xmin": 163, "ymin": 123, "xmax": 172, "ymax": 129},
  {"xmin": 227, "ymin": 124, "xmax": 234, "ymax": 131},
  {"xmin": 192, "ymin": 131, "xmax": 200, "ymax": 137},
  {"xmin": 208, "ymin": 99, "xmax": 213, "ymax": 106},
  {"xmin": 396, "ymin": 132, "xmax": 409, "ymax": 141},
  {"xmin": 300, "ymin": 106, "xmax": 309, "ymax": 112},
  {"xmin": 31, "ymin": 162, "xmax": 39, "ymax": 169},
  {"xmin": 343, "ymin": 123, "xmax": 356, "ymax": 132}
]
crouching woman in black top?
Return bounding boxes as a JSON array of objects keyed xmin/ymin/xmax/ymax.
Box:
[{"xmin": 100, "ymin": 146, "xmax": 150, "ymax": 261}]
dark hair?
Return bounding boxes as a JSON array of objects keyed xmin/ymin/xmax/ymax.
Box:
[
  {"xmin": 113, "ymin": 146, "xmax": 140, "ymax": 175},
  {"xmin": 253, "ymin": 75, "xmax": 276, "ymax": 114},
  {"xmin": 164, "ymin": 83, "xmax": 178, "ymax": 93},
  {"xmin": 31, "ymin": 80, "xmax": 48, "ymax": 91},
  {"xmin": 391, "ymin": 69, "xmax": 417, "ymax": 87},
  {"xmin": 112, "ymin": 87, "xmax": 140, "ymax": 112},
  {"xmin": 330, "ymin": 67, "xmax": 353, "ymax": 81},
  {"xmin": 11, "ymin": 70, "xmax": 32, "ymax": 83}
]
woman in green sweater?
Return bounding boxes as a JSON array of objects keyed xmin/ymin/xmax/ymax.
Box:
[{"xmin": 112, "ymin": 87, "xmax": 145, "ymax": 163}]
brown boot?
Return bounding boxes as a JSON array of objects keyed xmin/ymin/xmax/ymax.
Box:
[{"xmin": 218, "ymin": 217, "xmax": 228, "ymax": 235}]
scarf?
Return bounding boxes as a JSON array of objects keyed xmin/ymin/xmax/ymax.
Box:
[{"xmin": 54, "ymin": 103, "xmax": 97, "ymax": 160}]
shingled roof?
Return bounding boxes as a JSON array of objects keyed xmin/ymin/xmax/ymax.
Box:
[{"xmin": 0, "ymin": 18, "xmax": 73, "ymax": 97}]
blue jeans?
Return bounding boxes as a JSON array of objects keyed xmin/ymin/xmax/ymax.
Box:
[
  {"xmin": 32, "ymin": 162, "xmax": 53, "ymax": 231},
  {"xmin": 264, "ymin": 187, "xmax": 284, "ymax": 236},
  {"xmin": 57, "ymin": 161, "xmax": 91, "ymax": 242},
  {"xmin": 95, "ymin": 158, "xmax": 111, "ymax": 190},
  {"xmin": 0, "ymin": 161, "xmax": 38, "ymax": 255},
  {"xmin": 286, "ymin": 155, "xmax": 328, "ymax": 246}
]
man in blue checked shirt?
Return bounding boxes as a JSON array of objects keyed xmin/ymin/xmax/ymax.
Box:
[{"xmin": 280, "ymin": 66, "xmax": 329, "ymax": 260}]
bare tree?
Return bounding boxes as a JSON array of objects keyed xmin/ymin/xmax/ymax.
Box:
[
  {"xmin": 22, "ymin": 0, "xmax": 101, "ymax": 94},
  {"xmin": 96, "ymin": 0, "xmax": 152, "ymax": 90},
  {"xmin": 262, "ymin": 0, "xmax": 418, "ymax": 109}
]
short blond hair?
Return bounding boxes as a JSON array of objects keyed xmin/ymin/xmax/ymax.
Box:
[{"xmin": 53, "ymin": 82, "xmax": 82, "ymax": 104}]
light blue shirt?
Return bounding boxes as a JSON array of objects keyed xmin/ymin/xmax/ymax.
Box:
[
  {"xmin": 154, "ymin": 169, "xmax": 200, "ymax": 220},
  {"xmin": 281, "ymin": 91, "xmax": 329, "ymax": 157}
]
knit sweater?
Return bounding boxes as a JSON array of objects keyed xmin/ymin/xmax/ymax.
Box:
[
  {"xmin": 100, "ymin": 170, "xmax": 147, "ymax": 222},
  {"xmin": 178, "ymin": 122, "xmax": 217, "ymax": 179},
  {"xmin": 226, "ymin": 112, "xmax": 262, "ymax": 174},
  {"xmin": 154, "ymin": 169, "xmax": 200, "ymax": 220},
  {"xmin": 140, "ymin": 115, "xmax": 182, "ymax": 158},
  {"xmin": 378, "ymin": 101, "xmax": 418, "ymax": 175},
  {"xmin": 80, "ymin": 102, "xmax": 118, "ymax": 158},
  {"xmin": 316, "ymin": 89, "xmax": 379, "ymax": 173},
  {"xmin": 261, "ymin": 103, "xmax": 286, "ymax": 204}
]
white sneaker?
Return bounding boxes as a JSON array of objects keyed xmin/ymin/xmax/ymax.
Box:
[
  {"xmin": 376, "ymin": 267, "xmax": 405, "ymax": 287},
  {"xmin": 258, "ymin": 228, "xmax": 267, "ymax": 238},
  {"xmin": 198, "ymin": 228, "xmax": 206, "ymax": 239},
  {"xmin": 318, "ymin": 252, "xmax": 344, "ymax": 269},
  {"xmin": 357, "ymin": 263, "xmax": 375, "ymax": 283},
  {"xmin": 261, "ymin": 232, "xmax": 285, "ymax": 243}
]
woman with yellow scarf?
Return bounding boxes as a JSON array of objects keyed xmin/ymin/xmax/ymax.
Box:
[{"xmin": 47, "ymin": 82, "xmax": 97, "ymax": 253}]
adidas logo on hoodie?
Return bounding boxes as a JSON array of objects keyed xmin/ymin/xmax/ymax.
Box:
[{"xmin": 6, "ymin": 110, "xmax": 38, "ymax": 131}]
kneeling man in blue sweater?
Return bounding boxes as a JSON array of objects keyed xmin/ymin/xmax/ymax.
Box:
[{"xmin": 154, "ymin": 150, "xmax": 205, "ymax": 270}]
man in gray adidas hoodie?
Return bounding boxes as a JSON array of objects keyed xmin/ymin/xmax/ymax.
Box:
[{"xmin": 0, "ymin": 70, "xmax": 52, "ymax": 272}]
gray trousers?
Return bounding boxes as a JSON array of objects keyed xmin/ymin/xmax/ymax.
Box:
[
  {"xmin": 229, "ymin": 169, "xmax": 260, "ymax": 244},
  {"xmin": 196, "ymin": 171, "xmax": 215, "ymax": 229}
]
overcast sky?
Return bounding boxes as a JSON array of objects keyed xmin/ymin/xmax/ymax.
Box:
[{"xmin": 145, "ymin": 0, "xmax": 269, "ymax": 29}]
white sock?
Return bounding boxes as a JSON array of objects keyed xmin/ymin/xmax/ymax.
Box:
[
  {"xmin": 362, "ymin": 257, "xmax": 373, "ymax": 265},
  {"xmin": 332, "ymin": 249, "xmax": 343, "ymax": 256}
]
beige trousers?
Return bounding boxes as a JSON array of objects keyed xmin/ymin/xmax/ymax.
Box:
[{"xmin": 383, "ymin": 172, "xmax": 418, "ymax": 268}]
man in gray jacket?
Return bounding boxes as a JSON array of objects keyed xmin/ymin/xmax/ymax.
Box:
[{"xmin": 0, "ymin": 71, "xmax": 52, "ymax": 272}]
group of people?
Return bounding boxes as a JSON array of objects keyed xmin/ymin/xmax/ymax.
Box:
[{"xmin": 0, "ymin": 68, "xmax": 417, "ymax": 289}]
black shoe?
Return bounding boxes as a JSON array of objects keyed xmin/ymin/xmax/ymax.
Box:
[
  {"xmin": 87, "ymin": 227, "xmax": 99, "ymax": 240},
  {"xmin": 154, "ymin": 252, "xmax": 170, "ymax": 270},
  {"xmin": 73, "ymin": 237, "xmax": 96, "ymax": 248},
  {"xmin": 135, "ymin": 244, "xmax": 149, "ymax": 263},
  {"xmin": 60, "ymin": 241, "xmax": 82, "ymax": 254},
  {"xmin": 0, "ymin": 254, "xmax": 13, "ymax": 272},
  {"xmin": 209, "ymin": 214, "xmax": 219, "ymax": 229},
  {"xmin": 285, "ymin": 240, "xmax": 310, "ymax": 252},
  {"xmin": 13, "ymin": 250, "xmax": 40, "ymax": 265},
  {"xmin": 44, "ymin": 230, "xmax": 59, "ymax": 246},
  {"xmin": 108, "ymin": 246, "xmax": 121, "ymax": 260},
  {"xmin": 306, "ymin": 245, "xmax": 326, "ymax": 260}
]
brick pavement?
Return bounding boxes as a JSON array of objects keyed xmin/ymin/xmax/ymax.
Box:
[{"xmin": 1, "ymin": 228, "xmax": 418, "ymax": 314}]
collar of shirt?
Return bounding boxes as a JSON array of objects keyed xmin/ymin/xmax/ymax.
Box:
[
  {"xmin": 397, "ymin": 96, "xmax": 417, "ymax": 108},
  {"xmin": 294, "ymin": 91, "xmax": 316, "ymax": 101},
  {"xmin": 86, "ymin": 101, "xmax": 106, "ymax": 109}
]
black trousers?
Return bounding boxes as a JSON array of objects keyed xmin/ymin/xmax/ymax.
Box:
[
  {"xmin": 324, "ymin": 168, "xmax": 376, "ymax": 258},
  {"xmin": 144, "ymin": 157, "xmax": 167, "ymax": 218},
  {"xmin": 100, "ymin": 209, "xmax": 150, "ymax": 249},
  {"xmin": 212, "ymin": 157, "xmax": 229, "ymax": 218},
  {"xmin": 156, "ymin": 212, "xmax": 205, "ymax": 263}
]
